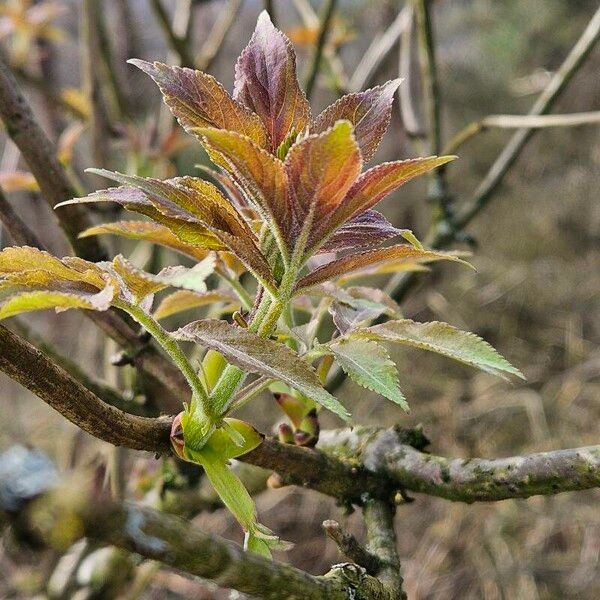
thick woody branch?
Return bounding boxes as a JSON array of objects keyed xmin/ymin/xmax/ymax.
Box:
[
  {"xmin": 0, "ymin": 325, "xmax": 171, "ymax": 452},
  {"xmin": 0, "ymin": 446, "xmax": 393, "ymax": 600},
  {"xmin": 0, "ymin": 186, "xmax": 41, "ymax": 247},
  {"xmin": 2, "ymin": 330, "xmax": 600, "ymax": 504}
]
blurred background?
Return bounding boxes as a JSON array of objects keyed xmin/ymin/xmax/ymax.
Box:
[{"xmin": 0, "ymin": 0, "xmax": 599, "ymax": 598}]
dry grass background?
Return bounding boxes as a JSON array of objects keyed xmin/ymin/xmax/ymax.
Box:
[{"xmin": 1, "ymin": 0, "xmax": 599, "ymax": 598}]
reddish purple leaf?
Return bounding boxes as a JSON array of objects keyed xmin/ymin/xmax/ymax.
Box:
[
  {"xmin": 233, "ymin": 11, "xmax": 311, "ymax": 152},
  {"xmin": 130, "ymin": 60, "xmax": 268, "ymax": 148},
  {"xmin": 285, "ymin": 120, "xmax": 361, "ymax": 248},
  {"xmin": 312, "ymin": 79, "xmax": 402, "ymax": 162},
  {"xmin": 318, "ymin": 210, "xmax": 403, "ymax": 254}
]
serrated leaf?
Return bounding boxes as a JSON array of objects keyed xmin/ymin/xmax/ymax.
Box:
[
  {"xmin": 328, "ymin": 338, "xmax": 408, "ymax": 411},
  {"xmin": 318, "ymin": 210, "xmax": 404, "ymax": 253},
  {"xmin": 329, "ymin": 156, "xmax": 456, "ymax": 231},
  {"xmin": 107, "ymin": 255, "xmax": 169, "ymax": 304},
  {"xmin": 130, "ymin": 60, "xmax": 268, "ymax": 148},
  {"xmin": 196, "ymin": 128, "xmax": 290, "ymax": 251},
  {"xmin": 296, "ymin": 244, "xmax": 470, "ymax": 292},
  {"xmin": 285, "ymin": 120, "xmax": 362, "ymax": 251},
  {"xmin": 175, "ymin": 319, "xmax": 349, "ymax": 420},
  {"xmin": 0, "ymin": 286, "xmax": 114, "ymax": 320},
  {"xmin": 79, "ymin": 221, "xmax": 213, "ymax": 262},
  {"xmin": 352, "ymin": 319, "xmax": 524, "ymax": 380},
  {"xmin": 312, "ymin": 79, "xmax": 402, "ymax": 162},
  {"xmin": 233, "ymin": 11, "xmax": 311, "ymax": 151},
  {"xmin": 154, "ymin": 289, "xmax": 239, "ymax": 320},
  {"xmin": 58, "ymin": 173, "xmax": 277, "ymax": 294}
]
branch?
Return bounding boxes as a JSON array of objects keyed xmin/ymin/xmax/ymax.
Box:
[
  {"xmin": 363, "ymin": 499, "xmax": 406, "ymax": 599},
  {"xmin": 444, "ymin": 111, "xmax": 600, "ymax": 155},
  {"xmin": 197, "ymin": 0, "xmax": 243, "ymax": 71},
  {"xmin": 0, "ymin": 446, "xmax": 394, "ymax": 600},
  {"xmin": 323, "ymin": 520, "xmax": 383, "ymax": 575},
  {"xmin": 349, "ymin": 5, "xmax": 412, "ymax": 92},
  {"xmin": 398, "ymin": 5, "xmax": 423, "ymax": 137},
  {"xmin": 0, "ymin": 325, "xmax": 171, "ymax": 452},
  {"xmin": 150, "ymin": 0, "xmax": 196, "ymax": 68},
  {"xmin": 383, "ymin": 5, "xmax": 600, "ymax": 304},
  {"xmin": 2, "ymin": 329, "xmax": 600, "ymax": 504},
  {"xmin": 0, "ymin": 185, "xmax": 41, "ymax": 247},
  {"xmin": 304, "ymin": 0, "xmax": 338, "ymax": 100},
  {"xmin": 0, "ymin": 50, "xmax": 103, "ymax": 261}
]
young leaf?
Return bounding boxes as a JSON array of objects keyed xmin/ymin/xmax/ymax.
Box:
[
  {"xmin": 0, "ymin": 286, "xmax": 114, "ymax": 320},
  {"xmin": 318, "ymin": 210, "xmax": 404, "ymax": 253},
  {"xmin": 331, "ymin": 156, "xmax": 456, "ymax": 229},
  {"xmin": 296, "ymin": 244, "xmax": 470, "ymax": 292},
  {"xmin": 129, "ymin": 60, "xmax": 268, "ymax": 148},
  {"xmin": 233, "ymin": 10, "xmax": 311, "ymax": 151},
  {"xmin": 154, "ymin": 289, "xmax": 239, "ymax": 320},
  {"xmin": 196, "ymin": 128, "xmax": 290, "ymax": 251},
  {"xmin": 351, "ymin": 319, "xmax": 525, "ymax": 380},
  {"xmin": 175, "ymin": 319, "xmax": 350, "ymax": 420},
  {"xmin": 285, "ymin": 120, "xmax": 361, "ymax": 249},
  {"xmin": 79, "ymin": 221, "xmax": 213, "ymax": 262},
  {"xmin": 327, "ymin": 338, "xmax": 408, "ymax": 411},
  {"xmin": 312, "ymin": 79, "xmax": 402, "ymax": 162}
]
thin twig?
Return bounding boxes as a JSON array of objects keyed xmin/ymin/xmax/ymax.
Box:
[
  {"xmin": 0, "ymin": 186, "xmax": 42, "ymax": 247},
  {"xmin": 0, "ymin": 50, "xmax": 103, "ymax": 260},
  {"xmin": 197, "ymin": 0, "xmax": 243, "ymax": 71},
  {"xmin": 150, "ymin": 0, "xmax": 196, "ymax": 68},
  {"xmin": 323, "ymin": 520, "xmax": 383, "ymax": 575},
  {"xmin": 304, "ymin": 0, "xmax": 338, "ymax": 100},
  {"xmin": 384, "ymin": 5, "xmax": 600, "ymax": 302},
  {"xmin": 398, "ymin": 5, "xmax": 423, "ymax": 137},
  {"xmin": 349, "ymin": 5, "xmax": 412, "ymax": 92},
  {"xmin": 444, "ymin": 111, "xmax": 600, "ymax": 155}
]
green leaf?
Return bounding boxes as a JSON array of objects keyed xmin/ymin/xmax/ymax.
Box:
[
  {"xmin": 153, "ymin": 289, "xmax": 239, "ymax": 320},
  {"xmin": 0, "ymin": 286, "xmax": 114, "ymax": 320},
  {"xmin": 328, "ymin": 338, "xmax": 408, "ymax": 411},
  {"xmin": 351, "ymin": 319, "xmax": 525, "ymax": 380},
  {"xmin": 175, "ymin": 319, "xmax": 350, "ymax": 420}
]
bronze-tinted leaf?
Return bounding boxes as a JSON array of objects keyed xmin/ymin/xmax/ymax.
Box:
[
  {"xmin": 312, "ymin": 79, "xmax": 402, "ymax": 162},
  {"xmin": 129, "ymin": 60, "xmax": 268, "ymax": 148},
  {"xmin": 233, "ymin": 11, "xmax": 311, "ymax": 151},
  {"xmin": 318, "ymin": 210, "xmax": 403, "ymax": 254},
  {"xmin": 285, "ymin": 120, "xmax": 361, "ymax": 248},
  {"xmin": 175, "ymin": 319, "xmax": 349, "ymax": 420},
  {"xmin": 331, "ymin": 156, "xmax": 456, "ymax": 229},
  {"xmin": 197, "ymin": 128, "xmax": 290, "ymax": 251},
  {"xmin": 79, "ymin": 221, "xmax": 213, "ymax": 262},
  {"xmin": 295, "ymin": 244, "xmax": 470, "ymax": 292}
]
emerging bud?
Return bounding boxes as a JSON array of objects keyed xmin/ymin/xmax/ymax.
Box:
[{"xmin": 170, "ymin": 412, "xmax": 186, "ymax": 460}]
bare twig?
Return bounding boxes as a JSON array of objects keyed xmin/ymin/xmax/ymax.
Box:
[
  {"xmin": 398, "ymin": 5, "xmax": 423, "ymax": 137},
  {"xmin": 323, "ymin": 520, "xmax": 383, "ymax": 575},
  {"xmin": 197, "ymin": 0, "xmax": 243, "ymax": 71},
  {"xmin": 150, "ymin": 0, "xmax": 196, "ymax": 68},
  {"xmin": 349, "ymin": 5, "xmax": 412, "ymax": 92},
  {"xmin": 363, "ymin": 499, "xmax": 406, "ymax": 599},
  {"xmin": 444, "ymin": 111, "xmax": 600, "ymax": 155},
  {"xmin": 0, "ymin": 186, "xmax": 41, "ymax": 247},
  {"xmin": 0, "ymin": 447, "xmax": 397, "ymax": 600},
  {"xmin": 0, "ymin": 50, "xmax": 103, "ymax": 260},
  {"xmin": 81, "ymin": 0, "xmax": 112, "ymax": 170},
  {"xmin": 384, "ymin": 5, "xmax": 600, "ymax": 302},
  {"xmin": 2, "ymin": 331, "xmax": 600, "ymax": 504},
  {"xmin": 304, "ymin": 0, "xmax": 338, "ymax": 100}
]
